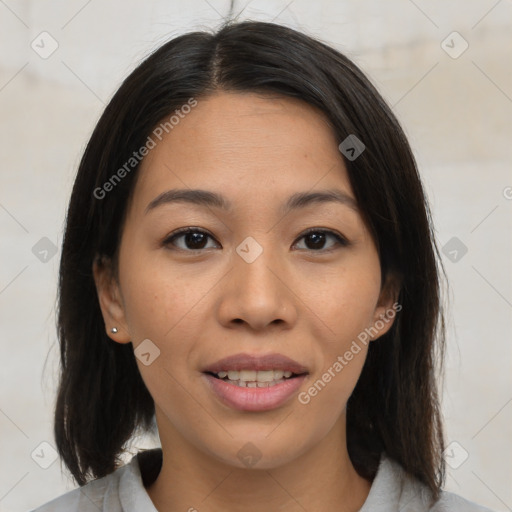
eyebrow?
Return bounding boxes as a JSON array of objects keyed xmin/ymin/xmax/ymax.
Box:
[{"xmin": 145, "ymin": 188, "xmax": 358, "ymax": 215}]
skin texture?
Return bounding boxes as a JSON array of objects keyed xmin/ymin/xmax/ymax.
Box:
[{"xmin": 94, "ymin": 91, "xmax": 399, "ymax": 512}]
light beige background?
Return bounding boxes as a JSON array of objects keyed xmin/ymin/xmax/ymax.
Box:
[{"xmin": 0, "ymin": 1, "xmax": 511, "ymax": 510}]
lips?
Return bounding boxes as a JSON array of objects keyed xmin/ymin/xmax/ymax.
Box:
[
  {"xmin": 203, "ymin": 372, "xmax": 308, "ymax": 411},
  {"xmin": 202, "ymin": 352, "xmax": 309, "ymax": 411},
  {"xmin": 202, "ymin": 352, "xmax": 309, "ymax": 374}
]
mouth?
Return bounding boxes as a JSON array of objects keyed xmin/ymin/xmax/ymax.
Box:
[
  {"xmin": 205, "ymin": 369, "xmax": 306, "ymax": 388},
  {"xmin": 202, "ymin": 352, "xmax": 309, "ymax": 411}
]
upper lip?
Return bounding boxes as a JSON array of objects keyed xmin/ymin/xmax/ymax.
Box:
[{"xmin": 203, "ymin": 352, "xmax": 309, "ymax": 374}]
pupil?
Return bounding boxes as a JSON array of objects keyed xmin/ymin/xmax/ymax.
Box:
[
  {"xmin": 307, "ymin": 232, "xmax": 325, "ymax": 249},
  {"xmin": 186, "ymin": 232, "xmax": 206, "ymax": 249}
]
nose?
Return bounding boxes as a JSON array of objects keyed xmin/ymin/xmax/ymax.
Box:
[{"xmin": 216, "ymin": 240, "xmax": 298, "ymax": 332}]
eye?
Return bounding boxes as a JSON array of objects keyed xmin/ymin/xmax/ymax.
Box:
[
  {"xmin": 293, "ymin": 228, "xmax": 349, "ymax": 252},
  {"xmin": 162, "ymin": 227, "xmax": 349, "ymax": 253},
  {"xmin": 163, "ymin": 227, "xmax": 220, "ymax": 251}
]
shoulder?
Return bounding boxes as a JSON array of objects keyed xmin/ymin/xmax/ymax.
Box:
[
  {"xmin": 32, "ymin": 470, "xmax": 122, "ymax": 512},
  {"xmin": 30, "ymin": 466, "xmax": 127, "ymax": 512},
  {"xmin": 361, "ymin": 452, "xmax": 497, "ymax": 512},
  {"xmin": 432, "ymin": 489, "xmax": 496, "ymax": 512},
  {"xmin": 30, "ymin": 450, "xmax": 157, "ymax": 512}
]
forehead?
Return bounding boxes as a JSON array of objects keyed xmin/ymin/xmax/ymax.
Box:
[{"xmin": 131, "ymin": 91, "xmax": 354, "ymax": 212}]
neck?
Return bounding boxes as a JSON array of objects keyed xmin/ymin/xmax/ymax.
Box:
[{"xmin": 146, "ymin": 408, "xmax": 372, "ymax": 512}]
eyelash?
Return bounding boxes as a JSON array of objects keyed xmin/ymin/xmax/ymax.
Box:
[{"xmin": 162, "ymin": 227, "xmax": 349, "ymax": 253}]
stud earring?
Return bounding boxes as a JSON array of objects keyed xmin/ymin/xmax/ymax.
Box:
[{"xmin": 111, "ymin": 327, "xmax": 118, "ymax": 334}]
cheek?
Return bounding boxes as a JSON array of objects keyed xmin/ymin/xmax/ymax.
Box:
[
  {"xmin": 314, "ymin": 260, "xmax": 382, "ymax": 342},
  {"xmin": 119, "ymin": 255, "xmax": 206, "ymax": 342},
  {"xmin": 304, "ymin": 256, "xmax": 380, "ymax": 403},
  {"xmin": 120, "ymin": 263, "xmax": 203, "ymax": 424},
  {"xmin": 117, "ymin": 252, "xmax": 221, "ymax": 397}
]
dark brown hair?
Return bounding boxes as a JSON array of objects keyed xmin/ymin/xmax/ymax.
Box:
[{"xmin": 52, "ymin": 19, "xmax": 447, "ymax": 500}]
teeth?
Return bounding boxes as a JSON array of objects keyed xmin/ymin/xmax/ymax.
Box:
[
  {"xmin": 213, "ymin": 369, "xmax": 299, "ymax": 387},
  {"xmin": 240, "ymin": 370, "xmax": 257, "ymax": 381},
  {"xmin": 230, "ymin": 378, "xmax": 286, "ymax": 388},
  {"xmin": 217, "ymin": 369, "xmax": 294, "ymax": 382}
]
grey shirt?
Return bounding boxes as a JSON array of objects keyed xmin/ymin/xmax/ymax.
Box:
[{"xmin": 31, "ymin": 449, "xmax": 495, "ymax": 511}]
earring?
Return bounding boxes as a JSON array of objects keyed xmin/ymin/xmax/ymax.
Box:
[{"xmin": 111, "ymin": 327, "xmax": 118, "ymax": 334}]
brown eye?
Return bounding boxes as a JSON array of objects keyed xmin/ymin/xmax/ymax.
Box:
[
  {"xmin": 163, "ymin": 228, "xmax": 220, "ymax": 251},
  {"xmin": 294, "ymin": 229, "xmax": 348, "ymax": 252},
  {"xmin": 163, "ymin": 227, "xmax": 348, "ymax": 253}
]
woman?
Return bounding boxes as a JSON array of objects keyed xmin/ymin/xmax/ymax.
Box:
[{"xmin": 32, "ymin": 20, "xmax": 494, "ymax": 512}]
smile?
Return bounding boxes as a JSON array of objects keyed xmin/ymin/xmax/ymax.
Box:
[
  {"xmin": 208, "ymin": 369, "xmax": 299, "ymax": 387},
  {"xmin": 203, "ymin": 371, "xmax": 308, "ymax": 412}
]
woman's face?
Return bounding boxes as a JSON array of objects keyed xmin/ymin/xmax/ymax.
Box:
[{"xmin": 95, "ymin": 91, "xmax": 397, "ymax": 470}]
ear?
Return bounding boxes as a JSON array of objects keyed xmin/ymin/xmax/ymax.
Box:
[
  {"xmin": 92, "ymin": 255, "xmax": 131, "ymax": 344},
  {"xmin": 369, "ymin": 271, "xmax": 402, "ymax": 342}
]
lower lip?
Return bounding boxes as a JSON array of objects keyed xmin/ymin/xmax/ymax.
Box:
[{"xmin": 203, "ymin": 373, "xmax": 307, "ymax": 412}]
